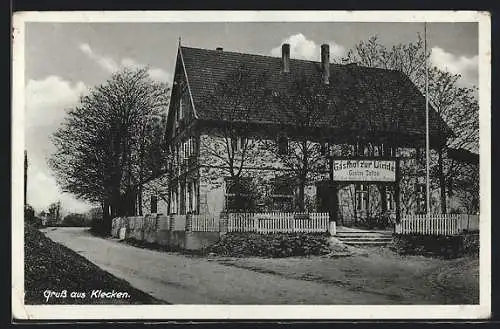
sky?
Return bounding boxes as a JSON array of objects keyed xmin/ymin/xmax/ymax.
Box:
[{"xmin": 23, "ymin": 21, "xmax": 479, "ymax": 214}]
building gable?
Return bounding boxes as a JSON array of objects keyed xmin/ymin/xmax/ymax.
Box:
[{"xmin": 166, "ymin": 46, "xmax": 198, "ymax": 142}]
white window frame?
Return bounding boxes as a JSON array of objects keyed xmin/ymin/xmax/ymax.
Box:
[
  {"xmin": 385, "ymin": 186, "xmax": 394, "ymax": 211},
  {"xmin": 356, "ymin": 184, "xmax": 368, "ymax": 211}
]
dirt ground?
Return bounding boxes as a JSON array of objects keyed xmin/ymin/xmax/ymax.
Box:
[
  {"xmin": 42, "ymin": 227, "xmax": 479, "ymax": 305},
  {"xmin": 215, "ymin": 246, "xmax": 479, "ymax": 304}
]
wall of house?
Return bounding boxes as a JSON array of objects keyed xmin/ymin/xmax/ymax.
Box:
[
  {"xmin": 166, "ymin": 128, "xmax": 451, "ymax": 220},
  {"xmin": 197, "ymin": 133, "xmax": 330, "ymax": 215},
  {"xmin": 140, "ymin": 173, "xmax": 169, "ymax": 215}
]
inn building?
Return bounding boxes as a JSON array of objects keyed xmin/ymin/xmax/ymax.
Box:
[{"xmin": 138, "ymin": 41, "xmax": 455, "ymax": 227}]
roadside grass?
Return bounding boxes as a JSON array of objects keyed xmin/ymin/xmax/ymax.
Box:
[
  {"xmin": 24, "ymin": 223, "xmax": 165, "ymax": 304},
  {"xmin": 215, "ymin": 246, "xmax": 479, "ymax": 304}
]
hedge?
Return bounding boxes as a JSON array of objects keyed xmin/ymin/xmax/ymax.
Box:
[
  {"xmin": 391, "ymin": 232, "xmax": 479, "ymax": 259},
  {"xmin": 206, "ymin": 232, "xmax": 331, "ymax": 258}
]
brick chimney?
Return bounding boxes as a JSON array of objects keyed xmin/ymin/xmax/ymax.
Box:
[
  {"xmin": 321, "ymin": 43, "xmax": 330, "ymax": 84},
  {"xmin": 282, "ymin": 43, "xmax": 290, "ymax": 73}
]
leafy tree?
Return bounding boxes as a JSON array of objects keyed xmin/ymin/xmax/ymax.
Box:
[
  {"xmin": 339, "ymin": 34, "xmax": 479, "ymax": 214},
  {"xmin": 24, "ymin": 204, "xmax": 38, "ymax": 226},
  {"xmin": 265, "ymin": 72, "xmax": 331, "ymax": 212},
  {"xmin": 50, "ymin": 67, "xmax": 170, "ymax": 235}
]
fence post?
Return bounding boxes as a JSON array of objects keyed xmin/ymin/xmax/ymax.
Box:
[
  {"xmin": 219, "ymin": 212, "xmax": 228, "ymax": 235},
  {"xmin": 329, "ymin": 220, "xmax": 336, "ymax": 236},
  {"xmin": 169, "ymin": 214, "xmax": 175, "ymax": 231},
  {"xmin": 185, "ymin": 214, "xmax": 192, "ymax": 232}
]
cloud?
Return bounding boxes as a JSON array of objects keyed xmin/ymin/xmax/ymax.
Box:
[
  {"xmin": 78, "ymin": 42, "xmax": 119, "ymax": 73},
  {"xmin": 25, "ymin": 76, "xmax": 94, "ymax": 213},
  {"xmin": 147, "ymin": 68, "xmax": 171, "ymax": 82},
  {"xmin": 78, "ymin": 43, "xmax": 171, "ymax": 82},
  {"xmin": 27, "ymin": 161, "xmax": 93, "ymax": 215},
  {"xmin": 270, "ymin": 33, "xmax": 346, "ymax": 62},
  {"xmin": 121, "ymin": 57, "xmax": 172, "ymax": 82},
  {"xmin": 430, "ymin": 47, "xmax": 478, "ymax": 87},
  {"xmin": 25, "ymin": 76, "xmax": 87, "ymax": 129}
]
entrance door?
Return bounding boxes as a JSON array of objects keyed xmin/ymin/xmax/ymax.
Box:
[{"xmin": 316, "ymin": 181, "xmax": 338, "ymax": 223}]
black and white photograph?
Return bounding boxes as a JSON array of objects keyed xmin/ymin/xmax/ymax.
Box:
[{"xmin": 12, "ymin": 11, "xmax": 491, "ymax": 320}]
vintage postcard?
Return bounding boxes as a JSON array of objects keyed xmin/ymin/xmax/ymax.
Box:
[{"xmin": 12, "ymin": 10, "xmax": 491, "ymax": 320}]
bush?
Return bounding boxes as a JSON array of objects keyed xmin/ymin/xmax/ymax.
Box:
[
  {"xmin": 207, "ymin": 232, "xmax": 331, "ymax": 258},
  {"xmin": 391, "ymin": 233, "xmax": 475, "ymax": 259},
  {"xmin": 62, "ymin": 213, "xmax": 90, "ymax": 227},
  {"xmin": 24, "ymin": 205, "xmax": 41, "ymax": 228},
  {"xmin": 462, "ymin": 231, "xmax": 479, "ymax": 255}
]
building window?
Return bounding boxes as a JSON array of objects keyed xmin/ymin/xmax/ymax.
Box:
[
  {"xmin": 416, "ymin": 147, "xmax": 427, "ymax": 164},
  {"xmin": 192, "ymin": 181, "xmax": 198, "ymax": 213},
  {"xmin": 230, "ymin": 136, "xmax": 247, "ymax": 153},
  {"xmin": 231, "ymin": 137, "xmax": 238, "ymax": 153},
  {"xmin": 382, "ymin": 143, "xmax": 395, "ymax": 157},
  {"xmin": 187, "ymin": 181, "xmax": 198, "ymax": 214},
  {"xmin": 271, "ymin": 176, "xmax": 294, "ymax": 211},
  {"xmin": 150, "ymin": 195, "xmax": 158, "ymax": 214},
  {"xmin": 180, "ymin": 182, "xmax": 186, "ymax": 215},
  {"xmin": 320, "ymin": 142, "xmax": 330, "ymax": 156},
  {"xmin": 355, "ymin": 141, "xmax": 368, "ymax": 156},
  {"xmin": 356, "ymin": 184, "xmax": 368, "ymax": 211},
  {"xmin": 178, "ymin": 91, "xmax": 184, "ymax": 120},
  {"xmin": 385, "ymin": 186, "xmax": 394, "ymax": 211},
  {"xmin": 225, "ymin": 177, "xmax": 255, "ymax": 212},
  {"xmin": 278, "ymin": 135, "xmax": 288, "ymax": 155},
  {"xmin": 416, "ymin": 183, "xmax": 426, "ymax": 213},
  {"xmin": 183, "ymin": 140, "xmax": 189, "ymax": 160}
]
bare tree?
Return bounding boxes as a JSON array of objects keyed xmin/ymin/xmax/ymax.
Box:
[
  {"xmin": 199, "ymin": 65, "xmax": 269, "ymax": 211},
  {"xmin": 265, "ymin": 72, "xmax": 331, "ymax": 212}
]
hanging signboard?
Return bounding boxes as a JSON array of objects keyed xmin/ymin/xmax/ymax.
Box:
[{"xmin": 332, "ymin": 158, "xmax": 396, "ymax": 182}]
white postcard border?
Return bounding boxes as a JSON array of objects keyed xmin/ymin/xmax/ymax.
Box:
[{"xmin": 12, "ymin": 10, "xmax": 492, "ymax": 320}]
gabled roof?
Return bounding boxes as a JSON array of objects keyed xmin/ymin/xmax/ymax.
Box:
[{"xmin": 178, "ymin": 45, "xmax": 453, "ymax": 142}]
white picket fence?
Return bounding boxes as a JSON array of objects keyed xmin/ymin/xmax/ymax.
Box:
[
  {"xmin": 190, "ymin": 214, "xmax": 220, "ymax": 232},
  {"xmin": 395, "ymin": 214, "xmax": 479, "ymax": 236},
  {"xmin": 227, "ymin": 212, "xmax": 330, "ymax": 234},
  {"xmin": 112, "ymin": 212, "xmax": 332, "ymax": 237}
]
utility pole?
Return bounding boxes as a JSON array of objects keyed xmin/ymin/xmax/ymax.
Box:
[{"xmin": 424, "ymin": 22, "xmax": 431, "ymax": 216}]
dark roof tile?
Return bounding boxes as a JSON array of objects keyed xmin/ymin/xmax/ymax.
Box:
[{"xmin": 180, "ymin": 46, "xmax": 453, "ymax": 140}]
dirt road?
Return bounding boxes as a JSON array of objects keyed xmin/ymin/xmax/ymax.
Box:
[{"xmin": 42, "ymin": 227, "xmax": 393, "ymax": 304}]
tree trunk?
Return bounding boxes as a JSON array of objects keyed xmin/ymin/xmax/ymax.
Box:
[
  {"xmin": 438, "ymin": 147, "xmax": 447, "ymax": 214},
  {"xmin": 101, "ymin": 199, "xmax": 112, "ymax": 236},
  {"xmin": 298, "ymin": 177, "xmax": 306, "ymax": 212},
  {"xmin": 138, "ymin": 186, "xmax": 143, "ymax": 216}
]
